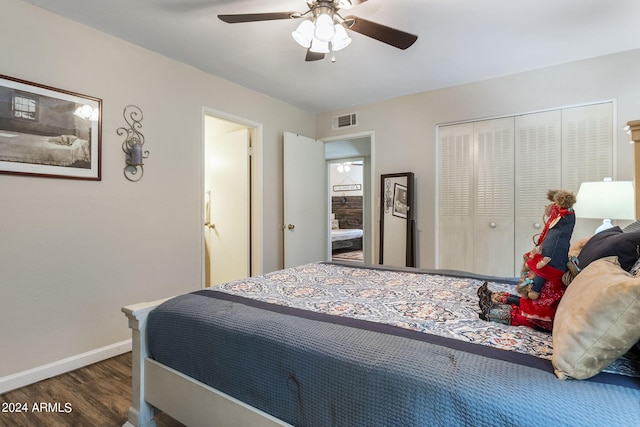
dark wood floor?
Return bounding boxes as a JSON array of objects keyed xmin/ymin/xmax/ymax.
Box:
[{"xmin": 0, "ymin": 352, "xmax": 184, "ymax": 427}]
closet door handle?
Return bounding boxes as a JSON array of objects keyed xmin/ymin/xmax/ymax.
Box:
[
  {"xmin": 534, "ymin": 222, "xmax": 541, "ymax": 229},
  {"xmin": 489, "ymin": 222, "xmax": 497, "ymax": 228}
]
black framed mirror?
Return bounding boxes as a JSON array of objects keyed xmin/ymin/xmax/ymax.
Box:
[{"xmin": 379, "ymin": 172, "xmax": 416, "ymax": 267}]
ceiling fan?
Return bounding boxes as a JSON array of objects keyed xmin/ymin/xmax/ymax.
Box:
[{"xmin": 218, "ymin": 0, "xmax": 418, "ymax": 62}]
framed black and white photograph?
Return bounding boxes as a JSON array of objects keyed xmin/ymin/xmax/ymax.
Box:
[
  {"xmin": 392, "ymin": 183, "xmax": 408, "ymax": 218},
  {"xmin": 0, "ymin": 74, "xmax": 101, "ymax": 180}
]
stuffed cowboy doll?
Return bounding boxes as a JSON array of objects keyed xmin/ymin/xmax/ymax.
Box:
[{"xmin": 478, "ymin": 190, "xmax": 576, "ymax": 331}]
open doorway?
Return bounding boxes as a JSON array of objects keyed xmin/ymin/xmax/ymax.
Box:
[
  {"xmin": 329, "ymin": 159, "xmax": 364, "ymax": 262},
  {"xmin": 203, "ymin": 110, "xmax": 262, "ymax": 287},
  {"xmin": 323, "ymin": 133, "xmax": 373, "ymax": 264}
]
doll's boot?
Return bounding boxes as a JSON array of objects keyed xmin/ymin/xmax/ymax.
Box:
[{"xmin": 480, "ymin": 304, "xmax": 512, "ymax": 325}]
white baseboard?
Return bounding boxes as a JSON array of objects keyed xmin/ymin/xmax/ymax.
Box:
[{"xmin": 0, "ymin": 339, "xmax": 132, "ymax": 394}]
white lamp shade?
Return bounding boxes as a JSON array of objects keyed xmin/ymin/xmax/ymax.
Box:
[
  {"xmin": 574, "ymin": 180, "xmax": 636, "ymax": 220},
  {"xmin": 314, "ymin": 13, "xmax": 335, "ymax": 42},
  {"xmin": 331, "ymin": 24, "xmax": 352, "ymax": 51},
  {"xmin": 310, "ymin": 38, "xmax": 330, "ymax": 53},
  {"xmin": 292, "ymin": 20, "xmax": 314, "ymax": 48}
]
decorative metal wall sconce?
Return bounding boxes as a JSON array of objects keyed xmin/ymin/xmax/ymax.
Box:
[{"xmin": 117, "ymin": 105, "xmax": 148, "ymax": 182}]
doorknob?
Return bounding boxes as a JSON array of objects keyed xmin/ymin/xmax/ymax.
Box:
[
  {"xmin": 287, "ymin": 224, "xmax": 295, "ymax": 230},
  {"xmin": 489, "ymin": 222, "xmax": 497, "ymax": 228}
]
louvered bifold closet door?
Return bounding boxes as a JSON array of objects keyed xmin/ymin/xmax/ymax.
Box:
[
  {"xmin": 473, "ymin": 118, "xmax": 515, "ymax": 276},
  {"xmin": 561, "ymin": 102, "xmax": 614, "ymax": 239},
  {"xmin": 514, "ymin": 111, "xmax": 562, "ymax": 274},
  {"xmin": 437, "ymin": 103, "xmax": 613, "ymax": 276},
  {"xmin": 438, "ymin": 123, "xmax": 474, "ymax": 272}
]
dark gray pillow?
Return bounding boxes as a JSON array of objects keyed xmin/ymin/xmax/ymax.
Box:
[
  {"xmin": 623, "ymin": 220, "xmax": 640, "ymax": 233},
  {"xmin": 578, "ymin": 226, "xmax": 640, "ymax": 271}
]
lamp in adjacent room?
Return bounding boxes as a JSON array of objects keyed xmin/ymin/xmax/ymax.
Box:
[
  {"xmin": 336, "ymin": 162, "xmax": 351, "ymax": 173},
  {"xmin": 573, "ymin": 178, "xmax": 636, "ymax": 233}
]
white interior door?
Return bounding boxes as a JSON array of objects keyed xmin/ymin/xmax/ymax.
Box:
[
  {"xmin": 514, "ymin": 110, "xmax": 562, "ymax": 273},
  {"xmin": 473, "ymin": 118, "xmax": 515, "ymax": 276},
  {"xmin": 283, "ymin": 132, "xmax": 326, "ymax": 268},
  {"xmin": 208, "ymin": 128, "xmax": 250, "ymax": 285},
  {"xmin": 438, "ymin": 123, "xmax": 475, "ymax": 272},
  {"xmin": 562, "ymin": 102, "xmax": 614, "ymax": 239}
]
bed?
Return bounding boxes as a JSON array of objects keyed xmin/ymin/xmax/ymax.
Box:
[
  {"xmin": 331, "ymin": 195, "xmax": 363, "ymax": 253},
  {"xmin": 331, "ymin": 227, "xmax": 363, "ymax": 251},
  {"xmin": 0, "ymin": 131, "xmax": 90, "ymax": 167},
  {"xmin": 123, "ymin": 254, "xmax": 640, "ymax": 426}
]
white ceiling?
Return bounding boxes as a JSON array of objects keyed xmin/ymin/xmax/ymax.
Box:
[{"xmin": 21, "ymin": 0, "xmax": 640, "ymax": 113}]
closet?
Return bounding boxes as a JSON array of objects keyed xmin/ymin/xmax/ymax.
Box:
[{"xmin": 437, "ymin": 102, "xmax": 613, "ymax": 276}]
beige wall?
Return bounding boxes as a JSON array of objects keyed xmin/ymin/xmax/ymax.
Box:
[
  {"xmin": 317, "ymin": 49, "xmax": 640, "ymax": 268},
  {"xmin": 4, "ymin": 0, "xmax": 640, "ymax": 387},
  {"xmin": 0, "ymin": 0, "xmax": 315, "ymax": 378}
]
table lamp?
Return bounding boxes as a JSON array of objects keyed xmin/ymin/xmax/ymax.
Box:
[{"xmin": 573, "ymin": 178, "xmax": 636, "ymax": 233}]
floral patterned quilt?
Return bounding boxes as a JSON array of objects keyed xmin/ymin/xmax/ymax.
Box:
[
  {"xmin": 216, "ymin": 263, "xmax": 550, "ymax": 355},
  {"xmin": 213, "ymin": 262, "xmax": 639, "ymax": 378}
]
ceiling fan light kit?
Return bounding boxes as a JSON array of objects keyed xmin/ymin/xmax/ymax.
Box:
[
  {"xmin": 218, "ymin": 0, "xmax": 418, "ymax": 62},
  {"xmin": 332, "ymin": 25, "xmax": 352, "ymax": 51},
  {"xmin": 292, "ymin": 19, "xmax": 315, "ymax": 47},
  {"xmin": 310, "ymin": 38, "xmax": 330, "ymax": 54},
  {"xmin": 292, "ymin": 15, "xmax": 352, "ymax": 54},
  {"xmin": 313, "ymin": 12, "xmax": 336, "ymax": 41}
]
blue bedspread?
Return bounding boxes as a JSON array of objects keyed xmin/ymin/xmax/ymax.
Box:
[{"xmin": 147, "ymin": 263, "xmax": 640, "ymax": 426}]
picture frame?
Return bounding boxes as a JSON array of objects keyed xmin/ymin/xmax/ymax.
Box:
[
  {"xmin": 0, "ymin": 74, "xmax": 102, "ymax": 180},
  {"xmin": 392, "ymin": 183, "xmax": 408, "ymax": 218},
  {"xmin": 333, "ymin": 184, "xmax": 362, "ymax": 192}
]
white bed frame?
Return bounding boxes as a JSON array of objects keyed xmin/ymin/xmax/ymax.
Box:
[{"xmin": 122, "ymin": 299, "xmax": 292, "ymax": 427}]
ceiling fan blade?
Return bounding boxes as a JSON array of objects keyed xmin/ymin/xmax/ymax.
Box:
[
  {"xmin": 341, "ymin": 0, "xmax": 368, "ymax": 8},
  {"xmin": 218, "ymin": 12, "xmax": 297, "ymax": 24},
  {"xmin": 305, "ymin": 50, "xmax": 325, "ymax": 62},
  {"xmin": 343, "ymin": 16, "xmax": 418, "ymax": 50}
]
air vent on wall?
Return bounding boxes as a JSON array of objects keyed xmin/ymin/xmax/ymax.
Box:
[{"xmin": 332, "ymin": 112, "xmax": 358, "ymax": 130}]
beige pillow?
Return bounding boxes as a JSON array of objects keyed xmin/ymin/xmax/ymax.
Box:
[{"xmin": 552, "ymin": 256, "xmax": 640, "ymax": 380}]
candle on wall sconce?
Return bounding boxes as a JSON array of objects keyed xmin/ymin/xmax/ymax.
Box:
[
  {"xmin": 131, "ymin": 142, "xmax": 143, "ymax": 165},
  {"xmin": 117, "ymin": 105, "xmax": 148, "ymax": 182}
]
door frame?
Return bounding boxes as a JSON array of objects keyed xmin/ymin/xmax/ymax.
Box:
[
  {"xmin": 327, "ymin": 157, "xmax": 365, "ymax": 262},
  {"xmin": 321, "ymin": 131, "xmax": 375, "ymax": 264},
  {"xmin": 201, "ymin": 107, "xmax": 264, "ymax": 288}
]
